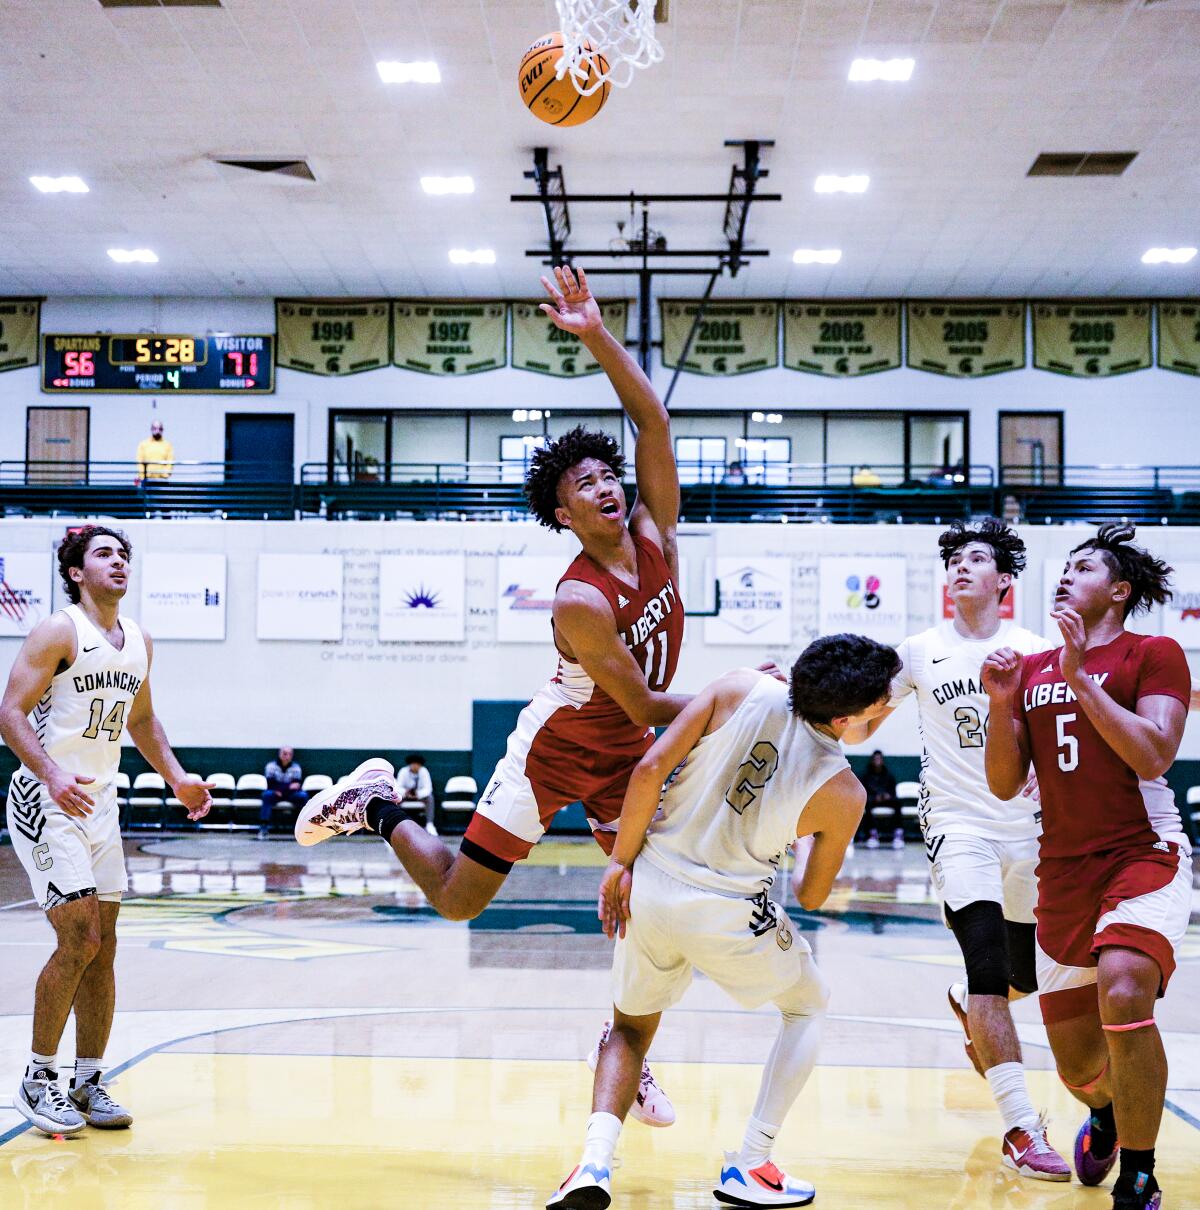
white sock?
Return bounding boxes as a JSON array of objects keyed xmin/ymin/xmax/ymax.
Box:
[
  {"xmin": 73, "ymin": 1057, "xmax": 102, "ymax": 1088},
  {"xmin": 950, "ymin": 980, "xmax": 968, "ymax": 1014},
  {"xmin": 740, "ymin": 1114, "xmax": 780, "ymax": 1168},
  {"xmin": 985, "ymin": 1061, "xmax": 1038, "ymax": 1132},
  {"xmin": 582, "ymin": 1111, "xmax": 621, "ymax": 1169},
  {"xmin": 26, "ymin": 1052, "xmax": 56, "ymax": 1080}
]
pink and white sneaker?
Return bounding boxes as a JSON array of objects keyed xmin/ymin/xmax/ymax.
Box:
[
  {"xmin": 714, "ymin": 1153, "xmax": 815, "ymax": 1207},
  {"xmin": 294, "ymin": 759, "xmax": 397, "ymax": 846},
  {"xmin": 1001, "ymin": 1114, "xmax": 1071, "ymax": 1181},
  {"xmin": 587, "ymin": 1021, "xmax": 675, "ymax": 1127}
]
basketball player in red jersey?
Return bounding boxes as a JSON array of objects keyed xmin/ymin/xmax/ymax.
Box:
[
  {"xmin": 296, "ymin": 265, "xmax": 685, "ymax": 1124},
  {"xmin": 983, "ymin": 524, "xmax": 1192, "ymax": 1210}
]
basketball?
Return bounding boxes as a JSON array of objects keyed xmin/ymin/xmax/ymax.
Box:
[{"xmin": 518, "ymin": 32, "xmax": 610, "ymax": 126}]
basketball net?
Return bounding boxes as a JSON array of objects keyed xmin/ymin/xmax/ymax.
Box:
[{"xmin": 554, "ymin": 0, "xmax": 664, "ymax": 93}]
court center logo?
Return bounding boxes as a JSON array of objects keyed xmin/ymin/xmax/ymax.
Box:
[{"xmin": 844, "ymin": 573, "xmax": 881, "ymax": 610}]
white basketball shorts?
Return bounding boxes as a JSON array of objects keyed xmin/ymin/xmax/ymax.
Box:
[{"xmin": 926, "ymin": 831, "xmax": 1039, "ymax": 923}]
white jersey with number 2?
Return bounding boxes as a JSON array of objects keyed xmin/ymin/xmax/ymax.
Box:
[{"xmin": 889, "ymin": 620, "xmax": 1052, "ymax": 842}]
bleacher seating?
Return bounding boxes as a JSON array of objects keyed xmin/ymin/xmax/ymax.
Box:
[{"xmin": 894, "ymin": 781, "xmax": 922, "ymax": 840}]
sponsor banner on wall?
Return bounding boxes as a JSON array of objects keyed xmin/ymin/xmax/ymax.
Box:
[
  {"xmin": 0, "ymin": 300, "xmax": 40, "ymax": 373},
  {"xmin": 392, "ymin": 302, "xmax": 506, "ymax": 375},
  {"xmin": 256, "ymin": 554, "xmax": 344, "ymax": 641},
  {"xmin": 495, "ymin": 556, "xmax": 562, "ymax": 643},
  {"xmin": 1041, "ymin": 556, "xmax": 1160, "ymax": 640},
  {"xmin": 379, "ymin": 554, "xmax": 466, "ymax": 642},
  {"xmin": 1157, "ymin": 302, "xmax": 1200, "ymax": 377},
  {"xmin": 511, "ymin": 300, "xmax": 629, "ymax": 377},
  {"xmin": 906, "ymin": 301, "xmax": 1025, "ymax": 377},
  {"xmin": 782, "ymin": 302, "xmax": 900, "ymax": 376},
  {"xmin": 935, "ymin": 563, "xmax": 1017, "ymax": 622},
  {"xmin": 275, "ymin": 299, "xmax": 390, "ymax": 376},
  {"xmin": 660, "ymin": 301, "xmax": 778, "ymax": 376},
  {"xmin": 0, "ymin": 552, "xmax": 52, "ymax": 637},
  {"xmin": 1032, "ymin": 301, "xmax": 1151, "ymax": 377},
  {"xmin": 1162, "ymin": 561, "xmax": 1200, "ymax": 649},
  {"xmin": 703, "ymin": 558, "xmax": 792, "ymax": 645},
  {"xmin": 818, "ymin": 556, "xmax": 908, "ymax": 646},
  {"xmin": 140, "ymin": 553, "xmax": 227, "ymax": 640}
]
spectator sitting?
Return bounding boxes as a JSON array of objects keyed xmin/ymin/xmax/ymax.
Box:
[
  {"xmin": 859, "ymin": 749, "xmax": 903, "ymax": 850},
  {"xmin": 723, "ymin": 460, "xmax": 747, "ymax": 486},
  {"xmin": 397, "ymin": 754, "xmax": 438, "ymax": 836},
  {"xmin": 135, "ymin": 419, "xmax": 174, "ymax": 482},
  {"xmin": 261, "ymin": 745, "xmax": 307, "ymax": 839},
  {"xmin": 852, "ymin": 464, "xmax": 881, "ymax": 487}
]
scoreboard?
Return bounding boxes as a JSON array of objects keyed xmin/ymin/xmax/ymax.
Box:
[{"xmin": 42, "ymin": 334, "xmax": 275, "ymax": 393}]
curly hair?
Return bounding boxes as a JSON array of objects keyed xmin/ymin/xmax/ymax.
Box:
[
  {"xmin": 937, "ymin": 517, "xmax": 1027, "ymax": 602},
  {"xmin": 1070, "ymin": 523, "xmax": 1173, "ymax": 619},
  {"xmin": 57, "ymin": 525, "xmax": 132, "ymax": 604},
  {"xmin": 522, "ymin": 425, "xmax": 626, "ymax": 531},
  {"xmin": 789, "ymin": 634, "xmax": 901, "ymax": 725}
]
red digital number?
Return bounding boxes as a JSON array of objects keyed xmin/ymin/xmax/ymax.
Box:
[
  {"xmin": 228, "ymin": 351, "xmax": 243, "ymax": 375},
  {"xmin": 65, "ymin": 351, "xmax": 95, "ymax": 376},
  {"xmin": 248, "ymin": 352, "xmax": 257, "ymax": 378}
]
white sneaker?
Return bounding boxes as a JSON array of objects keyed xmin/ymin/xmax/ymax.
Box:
[
  {"xmin": 587, "ymin": 1021, "xmax": 675, "ymax": 1127},
  {"xmin": 546, "ymin": 1159, "xmax": 612, "ymax": 1208},
  {"xmin": 294, "ymin": 759, "xmax": 396, "ymax": 846},
  {"xmin": 15, "ymin": 1069, "xmax": 86, "ymax": 1136},
  {"xmin": 714, "ymin": 1152, "xmax": 815, "ymax": 1206},
  {"xmin": 891, "ymin": 828, "xmax": 905, "ymax": 850},
  {"xmin": 425, "ymin": 819, "xmax": 439, "ymax": 837}
]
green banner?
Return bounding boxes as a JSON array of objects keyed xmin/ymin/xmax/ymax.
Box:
[
  {"xmin": 0, "ymin": 300, "xmax": 40, "ymax": 372},
  {"xmin": 660, "ymin": 301, "xmax": 778, "ymax": 375},
  {"xmin": 906, "ymin": 301, "xmax": 1025, "ymax": 377},
  {"xmin": 1157, "ymin": 302, "xmax": 1200, "ymax": 377},
  {"xmin": 276, "ymin": 300, "xmax": 390, "ymax": 375},
  {"xmin": 392, "ymin": 302, "xmax": 506, "ymax": 375},
  {"xmin": 510, "ymin": 300, "xmax": 629, "ymax": 376},
  {"xmin": 1033, "ymin": 301, "xmax": 1151, "ymax": 377},
  {"xmin": 782, "ymin": 302, "xmax": 899, "ymax": 376}
]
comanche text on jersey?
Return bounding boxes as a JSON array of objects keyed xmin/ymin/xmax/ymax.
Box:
[{"xmin": 71, "ymin": 670, "xmax": 144, "ymax": 696}]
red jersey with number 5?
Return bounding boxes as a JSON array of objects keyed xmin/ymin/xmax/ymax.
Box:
[{"xmin": 1015, "ymin": 631, "xmax": 1190, "ymax": 858}]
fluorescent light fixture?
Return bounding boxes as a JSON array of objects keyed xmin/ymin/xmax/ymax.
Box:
[
  {"xmin": 792, "ymin": 248, "xmax": 842, "ymax": 265},
  {"xmin": 107, "ymin": 248, "xmax": 158, "ymax": 264},
  {"xmin": 849, "ymin": 57, "xmax": 914, "ymax": 82},
  {"xmin": 30, "ymin": 175, "xmax": 89, "ymax": 194},
  {"xmin": 421, "ymin": 175, "xmax": 474, "ymax": 195},
  {"xmin": 751, "ymin": 411, "xmax": 765, "ymax": 423},
  {"xmin": 512, "ymin": 409, "xmax": 528, "ymax": 421},
  {"xmin": 766, "ymin": 413, "xmax": 782, "ymax": 424},
  {"xmin": 449, "ymin": 248, "xmax": 496, "ymax": 265},
  {"xmin": 1141, "ymin": 247, "xmax": 1196, "ymax": 265},
  {"xmin": 377, "ymin": 60, "xmax": 440, "ymax": 84},
  {"xmin": 815, "ymin": 174, "xmax": 869, "ymax": 194}
]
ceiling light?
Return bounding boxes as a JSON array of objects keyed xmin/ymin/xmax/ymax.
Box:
[
  {"xmin": 421, "ymin": 175, "xmax": 474, "ymax": 195},
  {"xmin": 377, "ymin": 60, "xmax": 440, "ymax": 84},
  {"xmin": 848, "ymin": 57, "xmax": 914, "ymax": 82},
  {"xmin": 751, "ymin": 411, "xmax": 765, "ymax": 422},
  {"xmin": 767, "ymin": 413, "xmax": 782, "ymax": 424},
  {"xmin": 792, "ymin": 249, "xmax": 842, "ymax": 265},
  {"xmin": 107, "ymin": 248, "xmax": 158, "ymax": 264},
  {"xmin": 815, "ymin": 174, "xmax": 869, "ymax": 194},
  {"xmin": 449, "ymin": 248, "xmax": 496, "ymax": 265},
  {"xmin": 1142, "ymin": 247, "xmax": 1196, "ymax": 265},
  {"xmin": 512, "ymin": 409, "xmax": 528, "ymax": 421},
  {"xmin": 30, "ymin": 175, "xmax": 89, "ymax": 194}
]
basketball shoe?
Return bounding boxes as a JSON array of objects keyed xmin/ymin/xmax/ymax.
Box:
[
  {"xmin": 1112, "ymin": 1171, "xmax": 1161, "ymax": 1210},
  {"xmin": 1074, "ymin": 1111, "xmax": 1119, "ymax": 1186},
  {"xmin": 1001, "ymin": 1114, "xmax": 1071, "ymax": 1181},
  {"xmin": 15, "ymin": 1067, "xmax": 86, "ymax": 1136},
  {"xmin": 546, "ymin": 1160, "xmax": 611, "ymax": 1209},
  {"xmin": 68, "ymin": 1072, "xmax": 133, "ymax": 1128},
  {"xmin": 946, "ymin": 981, "xmax": 984, "ymax": 1076},
  {"xmin": 587, "ymin": 1022, "xmax": 675, "ymax": 1127},
  {"xmin": 714, "ymin": 1152, "xmax": 815, "ymax": 1207},
  {"xmin": 294, "ymin": 759, "xmax": 396, "ymax": 846}
]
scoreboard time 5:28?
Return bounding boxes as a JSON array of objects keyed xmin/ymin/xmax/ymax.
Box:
[{"xmin": 42, "ymin": 334, "xmax": 275, "ymax": 393}]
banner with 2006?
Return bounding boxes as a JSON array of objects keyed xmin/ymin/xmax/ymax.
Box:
[{"xmin": 1032, "ymin": 301, "xmax": 1151, "ymax": 377}]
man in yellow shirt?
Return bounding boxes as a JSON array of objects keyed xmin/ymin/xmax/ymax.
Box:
[{"xmin": 135, "ymin": 420, "xmax": 174, "ymax": 481}]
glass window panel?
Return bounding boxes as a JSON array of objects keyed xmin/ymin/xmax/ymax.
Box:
[
  {"xmin": 675, "ymin": 436, "xmax": 727, "ymax": 485},
  {"xmin": 500, "ymin": 434, "xmax": 546, "ymax": 482},
  {"xmin": 332, "ymin": 414, "xmax": 387, "ymax": 483}
]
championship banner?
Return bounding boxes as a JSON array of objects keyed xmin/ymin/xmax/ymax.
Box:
[
  {"xmin": 275, "ymin": 300, "xmax": 390, "ymax": 376},
  {"xmin": 0, "ymin": 300, "xmax": 40, "ymax": 373},
  {"xmin": 907, "ymin": 301, "xmax": 1025, "ymax": 377},
  {"xmin": 495, "ymin": 556, "xmax": 562, "ymax": 643},
  {"xmin": 379, "ymin": 554, "xmax": 466, "ymax": 643},
  {"xmin": 936, "ymin": 563, "xmax": 1016, "ymax": 622},
  {"xmin": 0, "ymin": 552, "xmax": 52, "ymax": 637},
  {"xmin": 818, "ymin": 556, "xmax": 908, "ymax": 646},
  {"xmin": 510, "ymin": 300, "xmax": 629, "ymax": 377},
  {"xmin": 1157, "ymin": 302, "xmax": 1200, "ymax": 377},
  {"xmin": 782, "ymin": 302, "xmax": 900, "ymax": 377},
  {"xmin": 703, "ymin": 558, "xmax": 792, "ymax": 646},
  {"xmin": 140, "ymin": 553, "xmax": 226, "ymax": 641},
  {"xmin": 392, "ymin": 302, "xmax": 506, "ymax": 375},
  {"xmin": 1163, "ymin": 561, "xmax": 1200, "ymax": 649},
  {"xmin": 1032, "ymin": 302, "xmax": 1151, "ymax": 377},
  {"xmin": 660, "ymin": 301, "xmax": 778, "ymax": 376},
  {"xmin": 256, "ymin": 554, "xmax": 344, "ymax": 641}
]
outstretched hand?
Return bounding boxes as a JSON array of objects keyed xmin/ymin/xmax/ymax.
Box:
[
  {"xmin": 539, "ymin": 265, "xmax": 603, "ymax": 337},
  {"xmin": 597, "ymin": 858, "xmax": 633, "ymax": 939}
]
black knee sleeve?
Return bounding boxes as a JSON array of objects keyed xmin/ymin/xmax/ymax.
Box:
[
  {"xmin": 1006, "ymin": 920, "xmax": 1038, "ymax": 994},
  {"xmin": 945, "ymin": 900, "xmax": 1011, "ymax": 998}
]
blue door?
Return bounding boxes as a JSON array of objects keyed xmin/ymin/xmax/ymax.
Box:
[{"xmin": 225, "ymin": 413, "xmax": 294, "ymax": 482}]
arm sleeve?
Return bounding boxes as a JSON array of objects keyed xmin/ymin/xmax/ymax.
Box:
[
  {"xmin": 887, "ymin": 636, "xmax": 916, "ymax": 707},
  {"xmin": 1137, "ymin": 637, "xmax": 1192, "ymax": 707}
]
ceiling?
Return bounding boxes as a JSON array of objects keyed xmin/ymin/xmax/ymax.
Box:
[{"xmin": 1, "ymin": 0, "xmax": 1198, "ymax": 300}]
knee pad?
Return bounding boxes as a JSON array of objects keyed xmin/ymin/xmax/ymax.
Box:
[
  {"xmin": 945, "ymin": 900, "xmax": 1010, "ymax": 998},
  {"xmin": 1006, "ymin": 921, "xmax": 1037, "ymax": 995}
]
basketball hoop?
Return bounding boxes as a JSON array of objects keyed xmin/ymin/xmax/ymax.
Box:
[{"xmin": 554, "ymin": 0, "xmax": 664, "ymax": 94}]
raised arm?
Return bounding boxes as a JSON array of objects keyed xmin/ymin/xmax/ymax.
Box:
[
  {"xmin": 982, "ymin": 647, "xmax": 1031, "ymax": 799},
  {"xmin": 792, "ymin": 768, "xmax": 865, "ymax": 911}
]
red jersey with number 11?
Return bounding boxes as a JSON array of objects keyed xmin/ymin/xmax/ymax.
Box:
[{"xmin": 1015, "ymin": 631, "xmax": 1190, "ymax": 859}]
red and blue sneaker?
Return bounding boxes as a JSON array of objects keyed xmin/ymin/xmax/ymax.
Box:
[
  {"xmin": 714, "ymin": 1152, "xmax": 815, "ymax": 1207},
  {"xmin": 546, "ymin": 1160, "xmax": 611, "ymax": 1209},
  {"xmin": 1112, "ymin": 1170, "xmax": 1161, "ymax": 1210},
  {"xmin": 1075, "ymin": 1112, "xmax": 1119, "ymax": 1186}
]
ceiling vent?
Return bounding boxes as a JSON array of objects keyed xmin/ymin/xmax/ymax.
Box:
[
  {"xmin": 1027, "ymin": 151, "xmax": 1137, "ymax": 177},
  {"xmin": 100, "ymin": 1, "xmax": 222, "ymax": 7},
  {"xmin": 214, "ymin": 157, "xmax": 317, "ymax": 182}
]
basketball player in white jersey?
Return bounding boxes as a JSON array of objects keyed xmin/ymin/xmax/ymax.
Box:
[
  {"xmin": 548, "ymin": 635, "xmax": 900, "ymax": 1209},
  {"xmin": 0, "ymin": 526, "xmax": 212, "ymax": 1135}
]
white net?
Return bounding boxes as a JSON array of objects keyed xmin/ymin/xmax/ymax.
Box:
[{"xmin": 554, "ymin": 0, "xmax": 664, "ymax": 94}]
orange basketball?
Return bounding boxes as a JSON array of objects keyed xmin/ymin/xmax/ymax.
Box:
[{"xmin": 518, "ymin": 32, "xmax": 610, "ymax": 126}]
